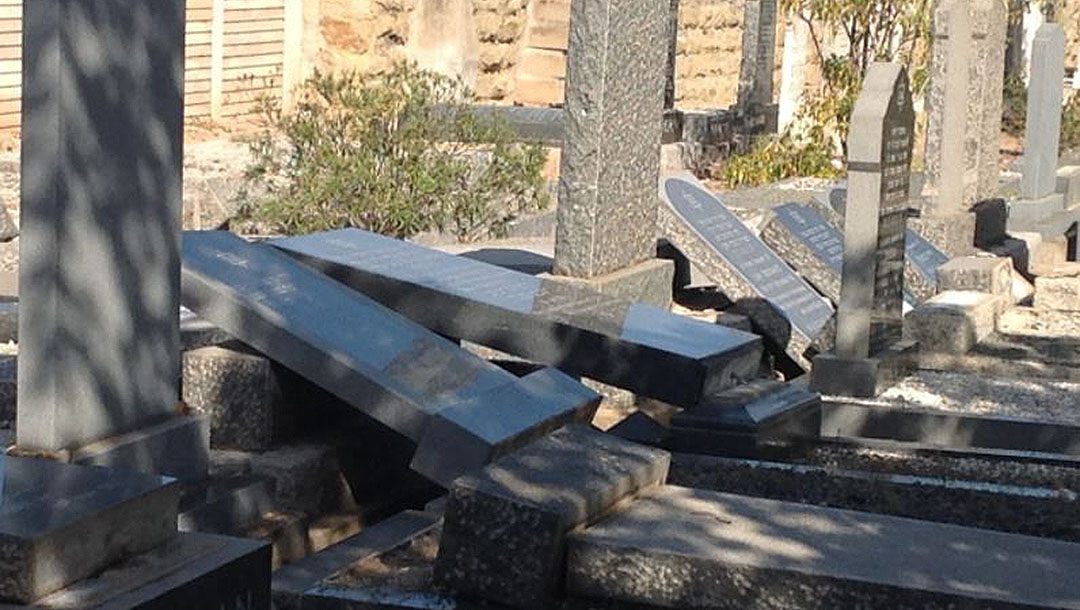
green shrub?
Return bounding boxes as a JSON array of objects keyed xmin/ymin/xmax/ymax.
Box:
[
  {"xmin": 238, "ymin": 65, "xmax": 548, "ymax": 241},
  {"xmin": 712, "ymin": 132, "xmax": 840, "ymax": 189}
]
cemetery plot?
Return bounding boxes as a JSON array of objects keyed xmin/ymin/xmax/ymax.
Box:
[
  {"xmin": 181, "ymin": 231, "xmax": 599, "ymax": 486},
  {"xmin": 658, "ymin": 174, "xmax": 834, "ymax": 370},
  {"xmin": 274, "ymin": 229, "xmax": 762, "ymax": 408}
]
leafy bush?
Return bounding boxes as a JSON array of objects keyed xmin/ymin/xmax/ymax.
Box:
[
  {"xmin": 238, "ymin": 65, "xmax": 548, "ymax": 241},
  {"xmin": 712, "ymin": 132, "xmax": 840, "ymax": 189}
]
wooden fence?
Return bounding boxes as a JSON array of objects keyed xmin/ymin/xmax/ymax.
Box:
[{"xmin": 0, "ymin": 0, "xmax": 304, "ymax": 134}]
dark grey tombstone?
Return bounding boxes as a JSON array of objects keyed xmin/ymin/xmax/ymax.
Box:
[
  {"xmin": 274, "ymin": 229, "xmax": 762, "ymax": 408},
  {"xmin": 658, "ymin": 174, "xmax": 834, "ymax": 370},
  {"xmin": 555, "ymin": 0, "xmax": 668, "ymax": 278},
  {"xmin": 17, "ymin": 0, "xmax": 198, "ymax": 474},
  {"xmin": 762, "ymin": 203, "xmax": 846, "ymax": 303},
  {"xmin": 812, "ymin": 63, "xmax": 917, "ymax": 397},
  {"xmin": 181, "ymin": 231, "xmax": 598, "ymax": 486},
  {"xmin": 736, "ymin": 0, "xmax": 778, "ymax": 111}
]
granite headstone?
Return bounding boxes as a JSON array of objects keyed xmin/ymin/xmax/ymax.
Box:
[
  {"xmin": 555, "ymin": 0, "xmax": 669, "ymax": 281},
  {"xmin": 274, "ymin": 229, "xmax": 762, "ymax": 408},
  {"xmin": 16, "ymin": 0, "xmax": 199, "ymax": 474},
  {"xmin": 181, "ymin": 231, "xmax": 599, "ymax": 486}
]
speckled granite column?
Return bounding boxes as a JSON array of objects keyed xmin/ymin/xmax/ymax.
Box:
[
  {"xmin": 16, "ymin": 0, "xmax": 201, "ymax": 475},
  {"xmin": 554, "ymin": 0, "xmax": 668, "ymax": 279}
]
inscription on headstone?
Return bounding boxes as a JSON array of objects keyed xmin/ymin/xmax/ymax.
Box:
[
  {"xmin": 658, "ymin": 175, "xmax": 833, "ymax": 369},
  {"xmin": 836, "ymin": 63, "xmax": 914, "ymax": 360}
]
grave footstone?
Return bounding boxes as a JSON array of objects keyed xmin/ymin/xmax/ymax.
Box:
[
  {"xmin": 914, "ymin": 0, "xmax": 978, "ymax": 257},
  {"xmin": 811, "ymin": 63, "xmax": 917, "ymax": 397},
  {"xmin": 274, "ymin": 229, "xmax": 762, "ymax": 408},
  {"xmin": 181, "ymin": 231, "xmax": 599, "ymax": 486},
  {"xmin": 16, "ymin": 0, "xmax": 205, "ymax": 477},
  {"xmin": 553, "ymin": 0, "xmax": 674, "ymax": 306},
  {"xmin": 658, "ymin": 174, "xmax": 834, "ymax": 370},
  {"xmin": 1011, "ymin": 24, "xmax": 1070, "ymax": 234},
  {"xmin": 566, "ymin": 486, "xmax": 1080, "ymax": 610}
]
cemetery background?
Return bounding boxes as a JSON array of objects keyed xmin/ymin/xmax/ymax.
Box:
[{"xmin": 8, "ymin": 0, "xmax": 1080, "ymax": 609}]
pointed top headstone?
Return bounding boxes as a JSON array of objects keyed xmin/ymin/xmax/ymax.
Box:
[{"xmin": 836, "ymin": 63, "xmax": 915, "ymax": 360}]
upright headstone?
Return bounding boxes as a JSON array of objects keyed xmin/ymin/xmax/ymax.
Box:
[
  {"xmin": 1021, "ymin": 24, "xmax": 1067, "ymax": 200},
  {"xmin": 554, "ymin": 0, "xmax": 674, "ymax": 306},
  {"xmin": 972, "ymin": 0, "xmax": 1008, "ymax": 200},
  {"xmin": 16, "ymin": 0, "xmax": 205, "ymax": 477},
  {"xmin": 736, "ymin": 0, "xmax": 777, "ymax": 112},
  {"xmin": 915, "ymin": 0, "xmax": 977, "ymax": 257},
  {"xmin": 1010, "ymin": 24, "xmax": 1069, "ymax": 234},
  {"xmin": 811, "ymin": 64, "xmax": 916, "ymax": 397}
]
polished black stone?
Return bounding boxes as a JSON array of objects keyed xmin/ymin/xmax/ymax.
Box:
[
  {"xmin": 663, "ymin": 180, "xmax": 834, "ymax": 338},
  {"xmin": 273, "ymin": 229, "xmax": 762, "ymax": 407},
  {"xmin": 181, "ymin": 232, "xmax": 597, "ymax": 485}
]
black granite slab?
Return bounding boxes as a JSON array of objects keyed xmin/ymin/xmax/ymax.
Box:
[
  {"xmin": 180, "ymin": 231, "xmax": 598, "ymax": 486},
  {"xmin": 19, "ymin": 533, "xmax": 270, "ymax": 610},
  {"xmin": 0, "ymin": 458, "xmax": 179, "ymax": 603},
  {"xmin": 272, "ymin": 229, "xmax": 762, "ymax": 407}
]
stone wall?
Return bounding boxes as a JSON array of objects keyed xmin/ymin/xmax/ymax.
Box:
[{"xmin": 316, "ymin": 0, "xmax": 754, "ymax": 109}]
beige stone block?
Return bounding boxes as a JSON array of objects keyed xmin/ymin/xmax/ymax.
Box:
[
  {"xmin": 905, "ymin": 291, "xmax": 1003, "ymax": 355},
  {"xmin": 528, "ymin": 19, "xmax": 570, "ymax": 50},
  {"xmin": 1034, "ymin": 263, "xmax": 1080, "ymax": 311},
  {"xmin": 518, "ymin": 47, "xmax": 566, "ymax": 79},
  {"xmin": 512, "ymin": 74, "xmax": 564, "ymax": 106}
]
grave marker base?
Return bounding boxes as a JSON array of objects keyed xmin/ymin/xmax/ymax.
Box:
[
  {"xmin": 810, "ymin": 341, "xmax": 917, "ymax": 398},
  {"xmin": 543, "ymin": 258, "xmax": 675, "ymax": 309},
  {"xmin": 909, "ymin": 213, "xmax": 978, "ymax": 258}
]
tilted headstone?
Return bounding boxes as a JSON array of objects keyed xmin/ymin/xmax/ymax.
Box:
[
  {"xmin": 811, "ymin": 186, "xmax": 952, "ymax": 302},
  {"xmin": 181, "ymin": 231, "xmax": 599, "ymax": 487},
  {"xmin": 555, "ymin": 0, "xmax": 668, "ymax": 278},
  {"xmin": 811, "ymin": 64, "xmax": 916, "ymax": 397},
  {"xmin": 274, "ymin": 229, "xmax": 762, "ymax": 408},
  {"xmin": 16, "ymin": 0, "xmax": 205, "ymax": 476},
  {"xmin": 658, "ymin": 175, "xmax": 834, "ymax": 370},
  {"xmin": 915, "ymin": 0, "xmax": 977, "ymax": 257},
  {"xmin": 836, "ymin": 63, "xmax": 913, "ymax": 359},
  {"xmin": 762, "ymin": 203, "xmax": 922, "ymax": 307},
  {"xmin": 1021, "ymin": 24, "xmax": 1067, "ymax": 200}
]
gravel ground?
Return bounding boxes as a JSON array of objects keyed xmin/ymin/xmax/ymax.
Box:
[
  {"xmin": 998, "ymin": 307, "xmax": 1080, "ymax": 337},
  {"xmin": 835, "ymin": 369, "xmax": 1080, "ymax": 425}
]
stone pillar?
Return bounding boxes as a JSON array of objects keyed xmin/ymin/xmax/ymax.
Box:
[
  {"xmin": 1021, "ymin": 24, "xmax": 1067, "ymax": 201},
  {"xmin": 737, "ymin": 0, "xmax": 778, "ymax": 111},
  {"xmin": 811, "ymin": 63, "xmax": 916, "ymax": 397},
  {"xmin": 914, "ymin": 0, "xmax": 976, "ymax": 257},
  {"xmin": 777, "ymin": 17, "xmax": 811, "ymax": 132},
  {"xmin": 664, "ymin": 0, "xmax": 680, "ymax": 109},
  {"xmin": 972, "ymin": 0, "xmax": 1008, "ymax": 201},
  {"xmin": 552, "ymin": 0, "xmax": 675, "ymax": 307},
  {"xmin": 17, "ymin": 0, "xmax": 207, "ymax": 478}
]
